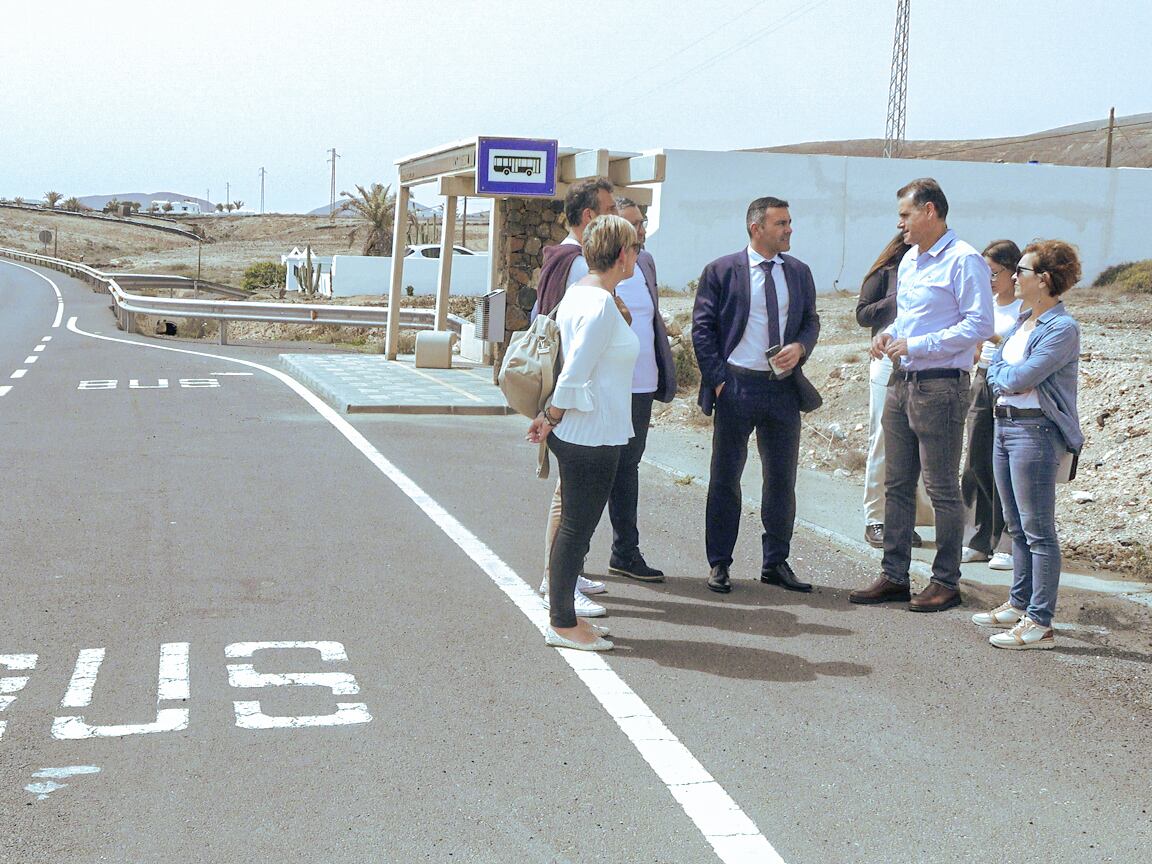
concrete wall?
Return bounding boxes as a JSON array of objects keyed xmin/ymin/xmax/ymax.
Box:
[
  {"xmin": 330, "ymin": 253, "xmax": 492, "ymax": 297},
  {"xmin": 644, "ymin": 149, "xmax": 1152, "ymax": 293}
]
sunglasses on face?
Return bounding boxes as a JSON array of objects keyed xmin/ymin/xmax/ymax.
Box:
[{"xmin": 1015, "ymin": 265, "xmax": 1035, "ymax": 276}]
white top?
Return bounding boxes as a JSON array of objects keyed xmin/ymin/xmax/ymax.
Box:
[
  {"xmin": 561, "ymin": 235, "xmax": 590, "ymax": 284},
  {"xmin": 614, "ymin": 267, "xmax": 658, "ymax": 393},
  {"xmin": 727, "ymin": 246, "xmax": 789, "ymax": 370},
  {"xmin": 979, "ymin": 298, "xmax": 1023, "ymax": 367},
  {"xmin": 551, "ymin": 284, "xmax": 639, "ymax": 446},
  {"xmin": 996, "ymin": 325, "xmax": 1041, "ymax": 409}
]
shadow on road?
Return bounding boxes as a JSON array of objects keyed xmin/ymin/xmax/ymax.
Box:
[{"xmin": 610, "ymin": 637, "xmax": 872, "ymax": 682}]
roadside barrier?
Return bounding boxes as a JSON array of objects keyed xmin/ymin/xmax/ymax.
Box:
[{"xmin": 0, "ymin": 247, "xmax": 462, "ymax": 344}]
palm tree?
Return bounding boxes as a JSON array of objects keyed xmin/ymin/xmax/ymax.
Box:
[
  {"xmin": 62, "ymin": 196, "xmax": 85, "ymax": 212},
  {"xmin": 44, "ymin": 191, "xmax": 63, "ymax": 208},
  {"xmin": 232, "ymin": 200, "xmax": 244, "ymax": 211},
  {"xmin": 339, "ymin": 182, "xmax": 396, "ymax": 256}
]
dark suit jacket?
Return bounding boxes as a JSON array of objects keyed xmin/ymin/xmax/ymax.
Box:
[
  {"xmin": 637, "ymin": 250, "xmax": 678, "ymax": 403},
  {"xmin": 691, "ymin": 249, "xmax": 821, "ymax": 416}
]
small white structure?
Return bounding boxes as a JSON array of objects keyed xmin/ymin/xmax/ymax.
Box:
[
  {"xmin": 148, "ymin": 200, "xmax": 202, "ymax": 215},
  {"xmin": 281, "ymin": 247, "xmax": 333, "ymax": 296}
]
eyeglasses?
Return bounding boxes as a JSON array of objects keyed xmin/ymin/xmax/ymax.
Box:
[
  {"xmin": 1014, "ymin": 265, "xmax": 1035, "ymax": 276},
  {"xmin": 989, "ymin": 268, "xmax": 1005, "ymax": 279},
  {"xmin": 629, "ymin": 219, "xmax": 648, "ymax": 230}
]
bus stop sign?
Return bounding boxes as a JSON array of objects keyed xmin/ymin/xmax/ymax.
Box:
[{"xmin": 476, "ymin": 137, "xmax": 558, "ymax": 197}]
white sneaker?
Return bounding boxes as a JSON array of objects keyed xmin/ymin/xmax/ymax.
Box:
[
  {"xmin": 577, "ymin": 575, "xmax": 607, "ymax": 595},
  {"xmin": 541, "ymin": 588, "xmax": 606, "ymax": 618},
  {"xmin": 989, "ymin": 616, "xmax": 1055, "ymax": 650},
  {"xmin": 961, "ymin": 546, "xmax": 990, "ymax": 563},
  {"xmin": 539, "ymin": 575, "xmax": 607, "ymax": 596},
  {"xmin": 971, "ymin": 601, "xmax": 1025, "ymax": 628},
  {"xmin": 988, "ymin": 552, "xmax": 1014, "ymax": 571}
]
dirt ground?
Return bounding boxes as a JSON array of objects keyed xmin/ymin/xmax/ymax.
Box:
[
  {"xmin": 656, "ymin": 290, "xmax": 1152, "ymax": 578},
  {"xmin": 2, "ymin": 210, "xmax": 1147, "ymax": 576}
]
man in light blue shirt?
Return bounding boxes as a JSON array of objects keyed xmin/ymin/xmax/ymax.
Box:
[{"xmin": 851, "ymin": 178, "xmax": 993, "ymax": 612}]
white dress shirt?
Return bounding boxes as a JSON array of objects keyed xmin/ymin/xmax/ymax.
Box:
[{"xmin": 727, "ymin": 246, "xmax": 789, "ymax": 370}]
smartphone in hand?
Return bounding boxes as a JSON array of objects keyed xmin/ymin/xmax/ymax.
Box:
[{"xmin": 765, "ymin": 344, "xmax": 790, "ymax": 379}]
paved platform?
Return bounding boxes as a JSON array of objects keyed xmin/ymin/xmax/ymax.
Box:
[{"xmin": 279, "ymin": 353, "xmax": 514, "ymax": 415}]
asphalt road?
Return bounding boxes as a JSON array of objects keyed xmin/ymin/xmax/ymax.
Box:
[{"xmin": 1, "ymin": 260, "xmax": 1150, "ymax": 864}]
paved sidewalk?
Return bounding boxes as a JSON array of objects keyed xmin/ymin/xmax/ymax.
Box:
[
  {"xmin": 641, "ymin": 424, "xmax": 1152, "ymax": 605},
  {"xmin": 279, "ymin": 353, "xmax": 514, "ymax": 415}
]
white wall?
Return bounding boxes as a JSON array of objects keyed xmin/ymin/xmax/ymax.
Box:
[
  {"xmin": 330, "ymin": 254, "xmax": 491, "ymax": 297},
  {"xmin": 645, "ymin": 149, "xmax": 1152, "ymax": 293}
]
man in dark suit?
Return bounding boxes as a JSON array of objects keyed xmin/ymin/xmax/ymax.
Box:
[{"xmin": 692, "ymin": 196, "xmax": 821, "ymax": 594}]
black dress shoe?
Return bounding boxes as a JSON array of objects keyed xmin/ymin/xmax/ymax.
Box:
[
  {"xmin": 609, "ymin": 554, "xmax": 665, "ymax": 582},
  {"xmin": 706, "ymin": 564, "xmax": 731, "ymax": 594},
  {"xmin": 760, "ymin": 561, "xmax": 812, "ymax": 593},
  {"xmin": 864, "ymin": 524, "xmax": 884, "ymax": 548}
]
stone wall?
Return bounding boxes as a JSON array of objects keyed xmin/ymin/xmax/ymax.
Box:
[{"xmin": 497, "ymin": 198, "xmax": 567, "ymax": 334}]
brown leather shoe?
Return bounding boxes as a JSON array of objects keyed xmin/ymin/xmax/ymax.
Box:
[
  {"xmin": 908, "ymin": 582, "xmax": 961, "ymax": 613},
  {"xmin": 849, "ymin": 575, "xmax": 911, "ymax": 605}
]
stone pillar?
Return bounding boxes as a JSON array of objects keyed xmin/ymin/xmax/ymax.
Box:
[{"xmin": 494, "ymin": 198, "xmax": 568, "ymax": 339}]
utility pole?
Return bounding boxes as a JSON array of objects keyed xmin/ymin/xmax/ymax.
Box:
[
  {"xmin": 328, "ymin": 148, "xmax": 341, "ymax": 220},
  {"xmin": 1105, "ymin": 107, "xmax": 1115, "ymax": 168},
  {"xmin": 259, "ymin": 167, "xmax": 267, "ymax": 213},
  {"xmin": 883, "ymin": 0, "xmax": 911, "ymax": 158},
  {"xmin": 226, "ymin": 181, "xmax": 230, "ymax": 209}
]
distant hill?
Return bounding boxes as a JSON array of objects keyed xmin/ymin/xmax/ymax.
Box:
[
  {"xmin": 747, "ymin": 113, "xmax": 1152, "ymax": 168},
  {"xmin": 78, "ymin": 192, "xmax": 214, "ymax": 211},
  {"xmin": 307, "ymin": 198, "xmax": 445, "ymax": 218}
]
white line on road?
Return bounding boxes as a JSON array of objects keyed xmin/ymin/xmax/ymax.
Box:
[
  {"xmin": 64, "ymin": 314, "xmax": 786, "ymax": 864},
  {"xmin": 10, "ymin": 370, "xmax": 27, "ymax": 379},
  {"xmin": 0, "ymin": 386, "xmax": 11, "ymax": 397},
  {"xmin": 60, "ymin": 648, "xmax": 105, "ymax": 708},
  {"xmin": 24, "ymin": 356, "xmax": 38, "ymax": 364},
  {"xmin": 33, "ymin": 345, "xmax": 46, "ymax": 352},
  {"xmin": 0, "ymin": 259, "xmax": 64, "ymax": 327}
]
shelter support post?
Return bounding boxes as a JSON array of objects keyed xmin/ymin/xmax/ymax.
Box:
[
  {"xmin": 385, "ymin": 183, "xmax": 412, "ymax": 359},
  {"xmin": 434, "ymin": 194, "xmax": 457, "ymax": 332}
]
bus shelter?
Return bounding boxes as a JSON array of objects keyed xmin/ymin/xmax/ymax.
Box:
[{"xmin": 386, "ymin": 138, "xmax": 666, "ymax": 360}]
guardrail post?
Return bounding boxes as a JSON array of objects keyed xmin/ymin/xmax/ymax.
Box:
[{"xmin": 219, "ymin": 319, "xmax": 229, "ymax": 345}]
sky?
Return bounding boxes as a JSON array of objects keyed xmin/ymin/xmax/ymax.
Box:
[{"xmin": 2, "ymin": 0, "xmax": 1148, "ymax": 214}]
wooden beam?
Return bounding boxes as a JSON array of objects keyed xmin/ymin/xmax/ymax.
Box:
[
  {"xmin": 438, "ymin": 175, "xmax": 476, "ymax": 197},
  {"xmin": 399, "ymin": 143, "xmax": 477, "ymax": 184},
  {"xmin": 558, "ymin": 149, "xmax": 610, "ymax": 182},
  {"xmin": 385, "ymin": 184, "xmax": 411, "ymax": 359},
  {"xmin": 608, "ymin": 154, "xmax": 666, "ymax": 186},
  {"xmin": 615, "ymin": 185, "xmax": 653, "ymax": 206},
  {"xmin": 435, "ymin": 196, "xmax": 457, "ymax": 332}
]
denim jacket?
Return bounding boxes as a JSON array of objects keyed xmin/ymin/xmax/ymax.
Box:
[{"xmin": 988, "ymin": 302, "xmax": 1083, "ymax": 451}]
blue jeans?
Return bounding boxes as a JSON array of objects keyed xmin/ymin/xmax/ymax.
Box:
[{"xmin": 992, "ymin": 416, "xmax": 1062, "ymax": 627}]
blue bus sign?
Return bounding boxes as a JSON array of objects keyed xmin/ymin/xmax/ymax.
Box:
[{"xmin": 476, "ymin": 137, "xmax": 558, "ymax": 197}]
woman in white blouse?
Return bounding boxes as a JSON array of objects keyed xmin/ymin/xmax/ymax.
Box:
[{"xmin": 527, "ymin": 215, "xmax": 640, "ymax": 651}]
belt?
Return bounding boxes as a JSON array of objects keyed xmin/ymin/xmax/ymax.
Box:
[
  {"xmin": 894, "ymin": 368, "xmax": 963, "ymax": 381},
  {"xmin": 726, "ymin": 363, "xmax": 779, "ymax": 380},
  {"xmin": 994, "ymin": 406, "xmax": 1045, "ymax": 419}
]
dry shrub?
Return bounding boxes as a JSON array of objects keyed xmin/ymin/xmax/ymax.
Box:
[{"xmin": 1094, "ymin": 260, "xmax": 1152, "ymax": 294}]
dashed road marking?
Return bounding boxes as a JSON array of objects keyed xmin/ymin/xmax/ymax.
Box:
[
  {"xmin": 24, "ymin": 356, "xmax": 38, "ymax": 364},
  {"xmin": 0, "ymin": 386, "xmax": 11, "ymax": 397},
  {"xmin": 10, "ymin": 369, "xmax": 27, "ymax": 379}
]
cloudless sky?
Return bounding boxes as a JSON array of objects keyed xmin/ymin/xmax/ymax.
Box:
[{"xmin": 3, "ymin": 0, "xmax": 1147, "ymax": 213}]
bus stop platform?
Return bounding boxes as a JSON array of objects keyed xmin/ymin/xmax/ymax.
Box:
[{"xmin": 279, "ymin": 353, "xmax": 514, "ymax": 415}]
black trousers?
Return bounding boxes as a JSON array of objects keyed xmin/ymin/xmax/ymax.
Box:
[
  {"xmin": 961, "ymin": 368, "xmax": 1009, "ymax": 555},
  {"xmin": 547, "ymin": 435, "xmax": 621, "ymax": 628},
  {"xmin": 608, "ymin": 392, "xmax": 655, "ymax": 562},
  {"xmin": 705, "ymin": 368, "xmax": 801, "ymax": 569}
]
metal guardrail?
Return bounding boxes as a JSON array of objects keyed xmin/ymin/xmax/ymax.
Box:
[
  {"xmin": 0, "ymin": 247, "xmax": 464, "ymax": 344},
  {"xmin": 0, "ymin": 202, "xmax": 202, "ymax": 240}
]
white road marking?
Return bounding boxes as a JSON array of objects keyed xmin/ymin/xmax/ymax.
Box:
[
  {"xmin": 10, "ymin": 370, "xmax": 27, "ymax": 379},
  {"xmin": 1, "ymin": 654, "xmax": 38, "ymax": 740},
  {"xmin": 25, "ymin": 766, "xmax": 101, "ymax": 801},
  {"xmin": 53, "ymin": 643, "xmax": 191, "ymax": 740},
  {"xmin": 129, "ymin": 379, "xmax": 169, "ymax": 389},
  {"xmin": 0, "ymin": 259, "xmax": 64, "ymax": 327},
  {"xmin": 42, "ymin": 336, "xmax": 52, "ymax": 342},
  {"xmin": 211, "ymin": 371, "xmax": 253, "ymax": 376},
  {"xmin": 24, "ymin": 356, "xmax": 38, "ymax": 364},
  {"xmin": 65, "ymin": 315, "xmax": 785, "ymax": 864},
  {"xmin": 224, "ymin": 641, "xmax": 371, "ymax": 730},
  {"xmin": 33, "ymin": 345, "xmax": 46, "ymax": 352},
  {"xmin": 0, "ymin": 386, "xmax": 11, "ymax": 397}
]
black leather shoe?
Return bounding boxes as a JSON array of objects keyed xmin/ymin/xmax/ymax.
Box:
[
  {"xmin": 609, "ymin": 554, "xmax": 665, "ymax": 583},
  {"xmin": 706, "ymin": 564, "xmax": 731, "ymax": 594},
  {"xmin": 864, "ymin": 524, "xmax": 884, "ymax": 548},
  {"xmin": 760, "ymin": 561, "xmax": 812, "ymax": 593}
]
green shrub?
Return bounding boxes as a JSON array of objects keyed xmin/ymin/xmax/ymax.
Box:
[
  {"xmin": 673, "ymin": 343, "xmax": 700, "ymax": 392},
  {"xmin": 1093, "ymin": 260, "xmax": 1152, "ymax": 294},
  {"xmin": 241, "ymin": 261, "xmax": 287, "ymax": 292}
]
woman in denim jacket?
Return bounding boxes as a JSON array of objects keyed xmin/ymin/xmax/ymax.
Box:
[{"xmin": 971, "ymin": 240, "xmax": 1083, "ymax": 650}]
